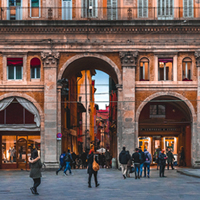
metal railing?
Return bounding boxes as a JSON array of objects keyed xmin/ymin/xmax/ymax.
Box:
[{"xmin": 0, "ymin": 7, "xmax": 200, "ymax": 21}]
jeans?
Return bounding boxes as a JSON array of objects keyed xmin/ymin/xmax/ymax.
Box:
[
  {"xmin": 121, "ymin": 164, "xmax": 127, "ymax": 177},
  {"xmin": 57, "ymin": 163, "xmax": 65, "ymax": 173},
  {"xmin": 144, "ymin": 163, "xmax": 150, "ymax": 177},
  {"xmin": 134, "ymin": 163, "xmax": 140, "ymax": 177},
  {"xmin": 64, "ymin": 162, "xmax": 72, "ymax": 174},
  {"xmin": 33, "ymin": 178, "xmax": 41, "ymax": 192},
  {"xmin": 160, "ymin": 164, "xmax": 165, "ymax": 177},
  {"xmin": 140, "ymin": 163, "xmax": 144, "ymax": 177}
]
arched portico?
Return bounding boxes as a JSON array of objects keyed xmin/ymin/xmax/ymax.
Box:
[{"xmin": 135, "ymin": 91, "xmax": 197, "ymax": 166}]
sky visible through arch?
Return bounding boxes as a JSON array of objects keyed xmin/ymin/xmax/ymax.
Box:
[{"xmin": 93, "ymin": 70, "xmax": 109, "ymax": 110}]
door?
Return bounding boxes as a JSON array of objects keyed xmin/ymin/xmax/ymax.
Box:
[
  {"xmin": 62, "ymin": 0, "xmax": 72, "ymax": 20},
  {"xmin": 152, "ymin": 137, "xmax": 161, "ymax": 163},
  {"xmin": 17, "ymin": 136, "xmax": 27, "ymax": 169}
]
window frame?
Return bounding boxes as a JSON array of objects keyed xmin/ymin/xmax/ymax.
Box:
[
  {"xmin": 182, "ymin": 57, "xmax": 192, "ymax": 81},
  {"xmin": 107, "ymin": 0, "xmax": 118, "ymax": 20},
  {"xmin": 31, "ymin": 67, "xmax": 40, "ymax": 79},
  {"xmin": 183, "ymin": 0, "xmax": 193, "ymax": 18},
  {"xmin": 81, "ymin": 0, "xmax": 98, "ymax": 18},
  {"xmin": 157, "ymin": 0, "xmax": 174, "ymax": 20},
  {"xmin": 158, "ymin": 58, "xmax": 173, "ymax": 81},
  {"xmin": 30, "ymin": 0, "xmax": 41, "ymax": 18},
  {"xmin": 150, "ymin": 104, "xmax": 166, "ymax": 118},
  {"xmin": 7, "ymin": 66, "xmax": 23, "ymax": 80},
  {"xmin": 138, "ymin": 0, "xmax": 148, "ymax": 18},
  {"xmin": 139, "ymin": 57, "xmax": 149, "ymax": 81}
]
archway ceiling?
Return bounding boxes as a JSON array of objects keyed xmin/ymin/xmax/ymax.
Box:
[
  {"xmin": 151, "ymin": 96, "xmax": 192, "ymax": 121},
  {"xmin": 62, "ymin": 57, "xmax": 118, "ymax": 84}
]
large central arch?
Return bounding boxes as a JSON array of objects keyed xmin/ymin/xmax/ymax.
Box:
[{"xmin": 58, "ymin": 53, "xmax": 122, "ymax": 84}]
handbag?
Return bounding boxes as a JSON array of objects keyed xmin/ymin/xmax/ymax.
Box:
[{"xmin": 92, "ymin": 155, "xmax": 100, "ymax": 171}]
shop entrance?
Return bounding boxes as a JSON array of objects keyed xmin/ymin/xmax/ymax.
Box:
[{"xmin": 138, "ymin": 95, "xmax": 192, "ymax": 167}]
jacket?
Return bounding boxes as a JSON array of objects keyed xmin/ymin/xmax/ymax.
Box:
[
  {"xmin": 119, "ymin": 150, "xmax": 129, "ymax": 164},
  {"xmin": 87, "ymin": 152, "xmax": 99, "ymax": 174},
  {"xmin": 30, "ymin": 159, "xmax": 42, "ymax": 179},
  {"xmin": 158, "ymin": 153, "xmax": 167, "ymax": 165},
  {"xmin": 132, "ymin": 152, "xmax": 140, "ymax": 164},
  {"xmin": 139, "ymin": 150, "xmax": 145, "ymax": 164},
  {"xmin": 144, "ymin": 150, "xmax": 152, "ymax": 164},
  {"xmin": 59, "ymin": 153, "xmax": 66, "ymax": 166},
  {"xmin": 167, "ymin": 151, "xmax": 174, "ymax": 163}
]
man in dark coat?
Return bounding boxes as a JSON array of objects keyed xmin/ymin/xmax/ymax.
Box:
[
  {"xmin": 138, "ymin": 147, "xmax": 145, "ymax": 177},
  {"xmin": 56, "ymin": 151, "xmax": 66, "ymax": 175},
  {"xmin": 119, "ymin": 146, "xmax": 130, "ymax": 179},
  {"xmin": 132, "ymin": 148, "xmax": 141, "ymax": 179},
  {"xmin": 71, "ymin": 152, "xmax": 77, "ymax": 169},
  {"xmin": 159, "ymin": 149, "xmax": 167, "ymax": 177},
  {"xmin": 105, "ymin": 149, "xmax": 111, "ymax": 168},
  {"xmin": 87, "ymin": 149, "xmax": 100, "ymax": 188},
  {"xmin": 167, "ymin": 148, "xmax": 174, "ymax": 170}
]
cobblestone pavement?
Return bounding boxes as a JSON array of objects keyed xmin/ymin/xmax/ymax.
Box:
[{"xmin": 0, "ymin": 168, "xmax": 200, "ymax": 200}]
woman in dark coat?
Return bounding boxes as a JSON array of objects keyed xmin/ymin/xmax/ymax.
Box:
[
  {"xmin": 87, "ymin": 149, "xmax": 100, "ymax": 188},
  {"xmin": 29, "ymin": 149, "xmax": 42, "ymax": 195}
]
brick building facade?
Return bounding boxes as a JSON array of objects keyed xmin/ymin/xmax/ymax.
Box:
[{"xmin": 0, "ymin": 0, "xmax": 200, "ymax": 168}]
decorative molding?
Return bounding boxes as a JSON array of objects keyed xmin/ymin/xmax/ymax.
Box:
[
  {"xmin": 195, "ymin": 51, "xmax": 200, "ymax": 67},
  {"xmin": 119, "ymin": 51, "xmax": 138, "ymax": 67},
  {"xmin": 41, "ymin": 52, "xmax": 60, "ymax": 68},
  {"xmin": 116, "ymin": 84, "xmax": 123, "ymax": 91}
]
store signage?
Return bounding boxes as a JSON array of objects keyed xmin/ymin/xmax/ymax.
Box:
[{"xmin": 140, "ymin": 128, "xmax": 178, "ymax": 132}]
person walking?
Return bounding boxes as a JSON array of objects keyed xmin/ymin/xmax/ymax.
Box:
[
  {"xmin": 167, "ymin": 148, "xmax": 174, "ymax": 170},
  {"xmin": 63, "ymin": 149, "xmax": 73, "ymax": 176},
  {"xmin": 87, "ymin": 149, "xmax": 100, "ymax": 188},
  {"xmin": 119, "ymin": 146, "xmax": 130, "ymax": 179},
  {"xmin": 105, "ymin": 149, "xmax": 111, "ymax": 168},
  {"xmin": 159, "ymin": 149, "xmax": 167, "ymax": 177},
  {"xmin": 138, "ymin": 147, "xmax": 145, "ymax": 178},
  {"xmin": 156, "ymin": 146, "xmax": 161, "ymax": 170},
  {"xmin": 71, "ymin": 152, "xmax": 77, "ymax": 169},
  {"xmin": 56, "ymin": 151, "xmax": 66, "ymax": 175},
  {"xmin": 126, "ymin": 151, "xmax": 132, "ymax": 178},
  {"xmin": 132, "ymin": 148, "xmax": 141, "ymax": 179},
  {"xmin": 81, "ymin": 151, "xmax": 87, "ymax": 169},
  {"xmin": 143, "ymin": 149, "xmax": 152, "ymax": 178},
  {"xmin": 29, "ymin": 149, "xmax": 42, "ymax": 195}
]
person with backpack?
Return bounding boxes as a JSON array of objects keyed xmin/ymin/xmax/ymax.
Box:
[
  {"xmin": 87, "ymin": 149, "xmax": 100, "ymax": 188},
  {"xmin": 56, "ymin": 151, "xmax": 66, "ymax": 175},
  {"xmin": 63, "ymin": 149, "xmax": 73, "ymax": 176},
  {"xmin": 143, "ymin": 149, "xmax": 152, "ymax": 178},
  {"xmin": 119, "ymin": 146, "xmax": 130, "ymax": 179},
  {"xmin": 132, "ymin": 148, "xmax": 141, "ymax": 179},
  {"xmin": 138, "ymin": 147, "xmax": 145, "ymax": 178}
]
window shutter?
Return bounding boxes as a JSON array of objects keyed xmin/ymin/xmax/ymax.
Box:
[
  {"xmin": 158, "ymin": 0, "xmax": 161, "ymax": 16},
  {"xmin": 82, "ymin": 0, "xmax": 87, "ymax": 18},
  {"xmin": 138, "ymin": 0, "xmax": 143, "ymax": 18},
  {"xmin": 143, "ymin": 0, "xmax": 148, "ymax": 18},
  {"xmin": 112, "ymin": 0, "xmax": 117, "ymax": 20},
  {"xmin": 107, "ymin": 0, "xmax": 111, "ymax": 20},
  {"xmin": 183, "ymin": 0, "xmax": 187, "ymax": 17}
]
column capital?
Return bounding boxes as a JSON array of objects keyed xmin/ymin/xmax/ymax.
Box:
[
  {"xmin": 195, "ymin": 51, "xmax": 200, "ymax": 67},
  {"xmin": 41, "ymin": 52, "xmax": 60, "ymax": 68},
  {"xmin": 119, "ymin": 51, "xmax": 138, "ymax": 68}
]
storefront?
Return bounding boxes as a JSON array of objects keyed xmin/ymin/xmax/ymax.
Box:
[{"xmin": 0, "ymin": 97, "xmax": 41, "ymax": 169}]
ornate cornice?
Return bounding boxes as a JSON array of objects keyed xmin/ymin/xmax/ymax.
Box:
[{"xmin": 119, "ymin": 51, "xmax": 138, "ymax": 67}]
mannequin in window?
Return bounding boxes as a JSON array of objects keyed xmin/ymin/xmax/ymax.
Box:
[{"xmin": 9, "ymin": 147, "xmax": 16, "ymax": 163}]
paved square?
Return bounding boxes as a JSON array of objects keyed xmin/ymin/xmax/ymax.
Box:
[{"xmin": 0, "ymin": 168, "xmax": 200, "ymax": 200}]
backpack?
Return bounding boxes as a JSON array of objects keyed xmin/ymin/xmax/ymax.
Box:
[
  {"xmin": 64, "ymin": 153, "xmax": 70, "ymax": 162},
  {"xmin": 145, "ymin": 152, "xmax": 150, "ymax": 162}
]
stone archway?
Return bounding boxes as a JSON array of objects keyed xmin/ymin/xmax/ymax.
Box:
[
  {"xmin": 135, "ymin": 91, "xmax": 197, "ymax": 166},
  {"xmin": 58, "ymin": 53, "xmax": 122, "ymax": 85}
]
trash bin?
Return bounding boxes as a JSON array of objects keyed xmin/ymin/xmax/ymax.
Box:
[{"xmin": 112, "ymin": 158, "xmax": 116, "ymax": 169}]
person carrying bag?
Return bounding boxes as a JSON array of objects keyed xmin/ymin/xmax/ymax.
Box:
[{"xmin": 87, "ymin": 149, "xmax": 100, "ymax": 188}]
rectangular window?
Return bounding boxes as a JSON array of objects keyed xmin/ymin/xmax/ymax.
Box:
[
  {"xmin": 150, "ymin": 105, "xmax": 166, "ymax": 118},
  {"xmin": 30, "ymin": 0, "xmax": 40, "ymax": 18},
  {"xmin": 107, "ymin": 0, "xmax": 118, "ymax": 20},
  {"xmin": 62, "ymin": 0, "xmax": 72, "ymax": 20},
  {"xmin": 31, "ymin": 67, "xmax": 40, "ymax": 79},
  {"xmin": 158, "ymin": 58, "xmax": 173, "ymax": 81},
  {"xmin": 157, "ymin": 0, "xmax": 173, "ymax": 20},
  {"xmin": 82, "ymin": 0, "xmax": 98, "ymax": 18},
  {"xmin": 138, "ymin": 0, "xmax": 148, "ymax": 18},
  {"xmin": 183, "ymin": 0, "xmax": 193, "ymax": 18},
  {"xmin": 7, "ymin": 57, "xmax": 23, "ymax": 80},
  {"xmin": 9, "ymin": 0, "xmax": 21, "ymax": 6}
]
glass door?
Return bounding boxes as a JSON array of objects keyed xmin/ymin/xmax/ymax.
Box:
[{"xmin": 17, "ymin": 136, "xmax": 27, "ymax": 169}]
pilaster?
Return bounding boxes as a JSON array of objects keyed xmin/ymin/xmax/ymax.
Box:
[
  {"xmin": 119, "ymin": 51, "xmax": 138, "ymax": 157},
  {"xmin": 41, "ymin": 52, "xmax": 60, "ymax": 166}
]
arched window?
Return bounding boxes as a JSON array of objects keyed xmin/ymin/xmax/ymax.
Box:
[
  {"xmin": 182, "ymin": 57, "xmax": 192, "ymax": 81},
  {"xmin": 30, "ymin": 57, "xmax": 41, "ymax": 79},
  {"xmin": 139, "ymin": 57, "xmax": 149, "ymax": 81}
]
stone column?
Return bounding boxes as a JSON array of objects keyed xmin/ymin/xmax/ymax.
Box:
[
  {"xmin": 119, "ymin": 51, "xmax": 138, "ymax": 156},
  {"xmin": 41, "ymin": 52, "xmax": 60, "ymax": 168},
  {"xmin": 194, "ymin": 52, "xmax": 200, "ymax": 167}
]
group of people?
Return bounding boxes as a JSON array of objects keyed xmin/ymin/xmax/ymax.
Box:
[
  {"xmin": 119, "ymin": 146, "xmax": 152, "ymax": 179},
  {"xmin": 119, "ymin": 146, "xmax": 176, "ymax": 179}
]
